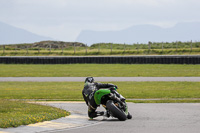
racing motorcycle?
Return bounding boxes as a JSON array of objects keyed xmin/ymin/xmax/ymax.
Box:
[{"xmin": 94, "ymin": 87, "xmax": 132, "ymax": 121}]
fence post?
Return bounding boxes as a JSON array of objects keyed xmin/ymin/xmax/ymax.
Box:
[
  {"xmin": 49, "ymin": 44, "xmax": 51, "ymax": 52},
  {"xmin": 98, "ymin": 44, "xmax": 100, "ymax": 53},
  {"xmin": 137, "ymin": 42, "xmax": 139, "ymax": 52},
  {"xmin": 110, "ymin": 43, "xmax": 112, "ymax": 53},
  {"xmin": 61, "ymin": 45, "xmax": 63, "ymax": 53},
  {"xmin": 85, "ymin": 44, "xmax": 87, "ymax": 54},
  {"xmin": 148, "ymin": 41, "xmax": 151, "ymax": 50},
  {"xmin": 15, "ymin": 46, "xmax": 17, "ymax": 52},
  {"xmin": 3, "ymin": 45, "xmax": 5, "ymax": 54},
  {"xmin": 74, "ymin": 43, "xmax": 76, "ymax": 54},
  {"xmin": 26, "ymin": 45, "xmax": 29, "ymax": 54},
  {"xmin": 190, "ymin": 40, "xmax": 192, "ymax": 51}
]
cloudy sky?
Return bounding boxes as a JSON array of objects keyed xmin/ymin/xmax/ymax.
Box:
[{"xmin": 0, "ymin": 0, "xmax": 200, "ymax": 41}]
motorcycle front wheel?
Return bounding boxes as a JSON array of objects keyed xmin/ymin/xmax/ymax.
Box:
[{"xmin": 106, "ymin": 100, "xmax": 127, "ymax": 121}]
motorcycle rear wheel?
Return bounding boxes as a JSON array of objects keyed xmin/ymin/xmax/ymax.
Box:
[{"xmin": 106, "ymin": 100, "xmax": 127, "ymax": 121}]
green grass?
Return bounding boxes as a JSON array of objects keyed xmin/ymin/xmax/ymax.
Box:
[
  {"xmin": 1, "ymin": 41, "xmax": 200, "ymax": 56},
  {"xmin": 91, "ymin": 42, "xmax": 200, "ymax": 49},
  {"xmin": 0, "ymin": 82, "xmax": 200, "ymax": 100},
  {"xmin": 116, "ymin": 82, "xmax": 200, "ymax": 99},
  {"xmin": 0, "ymin": 100, "xmax": 69, "ymax": 128},
  {"xmin": 0, "ymin": 64, "xmax": 199, "ymax": 77},
  {"xmin": 0, "ymin": 82, "xmax": 82, "ymax": 99},
  {"xmin": 0, "ymin": 48, "xmax": 200, "ymax": 56}
]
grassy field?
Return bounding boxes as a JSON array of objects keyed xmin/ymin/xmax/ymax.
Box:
[
  {"xmin": 0, "ymin": 48, "xmax": 200, "ymax": 56},
  {"xmin": 0, "ymin": 100, "xmax": 69, "ymax": 128},
  {"xmin": 0, "ymin": 82, "xmax": 200, "ymax": 101},
  {"xmin": 0, "ymin": 41, "xmax": 200, "ymax": 56},
  {"xmin": 0, "ymin": 64, "xmax": 199, "ymax": 77}
]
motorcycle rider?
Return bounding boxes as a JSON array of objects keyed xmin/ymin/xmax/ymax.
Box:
[{"xmin": 82, "ymin": 77, "xmax": 125, "ymax": 119}]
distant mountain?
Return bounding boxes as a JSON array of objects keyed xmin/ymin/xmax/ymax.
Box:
[
  {"xmin": 0, "ymin": 21, "xmax": 52, "ymax": 45},
  {"xmin": 76, "ymin": 22, "xmax": 200, "ymax": 45}
]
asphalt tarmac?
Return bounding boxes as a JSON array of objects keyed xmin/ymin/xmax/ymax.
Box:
[
  {"xmin": 1, "ymin": 102, "xmax": 200, "ymax": 133},
  {"xmin": 44, "ymin": 102, "xmax": 200, "ymax": 133}
]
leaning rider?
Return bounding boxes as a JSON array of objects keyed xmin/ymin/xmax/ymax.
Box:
[{"xmin": 82, "ymin": 77, "xmax": 124, "ymax": 119}]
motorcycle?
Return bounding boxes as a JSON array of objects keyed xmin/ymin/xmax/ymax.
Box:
[{"xmin": 94, "ymin": 87, "xmax": 132, "ymax": 121}]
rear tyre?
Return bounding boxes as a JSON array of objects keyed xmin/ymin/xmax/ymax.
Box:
[{"xmin": 106, "ymin": 100, "xmax": 127, "ymax": 121}]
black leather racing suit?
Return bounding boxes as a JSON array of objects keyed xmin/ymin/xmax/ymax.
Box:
[{"xmin": 82, "ymin": 82, "xmax": 116, "ymax": 118}]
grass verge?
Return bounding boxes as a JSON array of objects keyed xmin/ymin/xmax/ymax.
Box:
[
  {"xmin": 0, "ymin": 64, "xmax": 199, "ymax": 77},
  {"xmin": 0, "ymin": 82, "xmax": 200, "ymax": 101},
  {"xmin": 0, "ymin": 100, "xmax": 69, "ymax": 128},
  {"xmin": 0, "ymin": 48, "xmax": 200, "ymax": 56}
]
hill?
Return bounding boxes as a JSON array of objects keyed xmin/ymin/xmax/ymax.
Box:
[
  {"xmin": 0, "ymin": 21, "xmax": 52, "ymax": 44},
  {"xmin": 3, "ymin": 41, "xmax": 85, "ymax": 49},
  {"xmin": 76, "ymin": 22, "xmax": 200, "ymax": 45}
]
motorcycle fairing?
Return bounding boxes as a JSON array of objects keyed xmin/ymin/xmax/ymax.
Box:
[{"xmin": 94, "ymin": 89, "xmax": 111, "ymax": 105}]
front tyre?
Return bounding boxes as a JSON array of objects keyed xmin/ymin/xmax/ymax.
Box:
[{"xmin": 106, "ymin": 100, "xmax": 127, "ymax": 121}]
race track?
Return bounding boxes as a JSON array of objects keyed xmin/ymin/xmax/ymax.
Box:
[
  {"xmin": 2, "ymin": 102, "xmax": 200, "ymax": 133},
  {"xmin": 43, "ymin": 102, "xmax": 200, "ymax": 133}
]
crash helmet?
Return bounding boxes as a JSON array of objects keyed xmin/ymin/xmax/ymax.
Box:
[{"xmin": 85, "ymin": 77, "xmax": 94, "ymax": 83}]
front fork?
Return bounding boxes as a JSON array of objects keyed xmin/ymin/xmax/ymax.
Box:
[
  {"xmin": 111, "ymin": 90, "xmax": 126, "ymax": 101},
  {"xmin": 108, "ymin": 93, "xmax": 129, "ymax": 116}
]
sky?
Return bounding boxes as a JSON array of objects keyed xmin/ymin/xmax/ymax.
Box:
[{"xmin": 0, "ymin": 0, "xmax": 200, "ymax": 42}]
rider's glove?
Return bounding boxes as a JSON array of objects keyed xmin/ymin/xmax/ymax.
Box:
[{"xmin": 114, "ymin": 85, "xmax": 118, "ymax": 89}]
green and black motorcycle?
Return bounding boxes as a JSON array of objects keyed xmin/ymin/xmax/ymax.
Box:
[{"xmin": 94, "ymin": 87, "xmax": 132, "ymax": 121}]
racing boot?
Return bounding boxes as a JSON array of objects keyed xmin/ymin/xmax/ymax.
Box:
[
  {"xmin": 97, "ymin": 111, "xmax": 110, "ymax": 118},
  {"xmin": 127, "ymin": 112, "xmax": 132, "ymax": 119}
]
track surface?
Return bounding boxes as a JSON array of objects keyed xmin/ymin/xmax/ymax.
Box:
[
  {"xmin": 1, "ymin": 102, "xmax": 200, "ymax": 133},
  {"xmin": 0, "ymin": 77, "xmax": 200, "ymax": 82},
  {"xmin": 44, "ymin": 102, "xmax": 200, "ymax": 133}
]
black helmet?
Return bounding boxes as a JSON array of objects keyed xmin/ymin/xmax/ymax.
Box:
[{"xmin": 85, "ymin": 77, "xmax": 94, "ymax": 83}]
